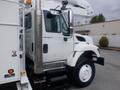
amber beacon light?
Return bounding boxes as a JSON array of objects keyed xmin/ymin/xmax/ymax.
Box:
[{"xmin": 24, "ymin": 0, "xmax": 32, "ymax": 5}]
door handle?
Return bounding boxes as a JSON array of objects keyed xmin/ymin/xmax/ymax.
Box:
[
  {"xmin": 64, "ymin": 37, "xmax": 68, "ymax": 41},
  {"xmin": 43, "ymin": 44, "xmax": 48, "ymax": 53},
  {"xmin": 32, "ymin": 43, "xmax": 33, "ymax": 52}
]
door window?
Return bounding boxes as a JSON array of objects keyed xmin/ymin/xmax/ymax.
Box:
[
  {"xmin": 25, "ymin": 13, "xmax": 32, "ymax": 30},
  {"xmin": 44, "ymin": 11, "xmax": 61, "ymax": 33}
]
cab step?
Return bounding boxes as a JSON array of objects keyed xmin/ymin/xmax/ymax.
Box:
[
  {"xmin": 34, "ymin": 76, "xmax": 69, "ymax": 90},
  {"xmin": 34, "ymin": 68, "xmax": 67, "ymax": 79},
  {"xmin": 33, "ymin": 68, "xmax": 70, "ymax": 90}
]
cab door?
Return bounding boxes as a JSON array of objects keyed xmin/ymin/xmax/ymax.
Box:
[{"xmin": 43, "ymin": 11, "xmax": 73, "ymax": 65}]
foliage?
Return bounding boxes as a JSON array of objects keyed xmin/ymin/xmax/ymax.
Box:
[
  {"xmin": 99, "ymin": 36, "xmax": 109, "ymax": 47},
  {"xmin": 90, "ymin": 14, "xmax": 105, "ymax": 24}
]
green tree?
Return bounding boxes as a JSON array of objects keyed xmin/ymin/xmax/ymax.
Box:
[
  {"xmin": 99, "ymin": 36, "xmax": 109, "ymax": 47},
  {"xmin": 90, "ymin": 14, "xmax": 105, "ymax": 24},
  {"xmin": 99, "ymin": 14, "xmax": 105, "ymax": 22}
]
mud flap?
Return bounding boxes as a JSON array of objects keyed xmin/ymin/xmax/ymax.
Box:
[{"xmin": 94, "ymin": 57, "xmax": 104, "ymax": 66}]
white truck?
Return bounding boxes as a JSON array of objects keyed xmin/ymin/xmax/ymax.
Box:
[{"xmin": 0, "ymin": 0, "xmax": 104, "ymax": 90}]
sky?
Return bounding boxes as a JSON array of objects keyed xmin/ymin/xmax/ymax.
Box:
[{"xmin": 86, "ymin": 0, "xmax": 120, "ymax": 21}]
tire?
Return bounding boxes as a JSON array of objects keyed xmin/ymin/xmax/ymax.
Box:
[{"xmin": 68, "ymin": 57, "xmax": 95, "ymax": 88}]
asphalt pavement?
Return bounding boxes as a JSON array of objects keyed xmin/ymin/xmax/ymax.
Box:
[
  {"xmin": 68, "ymin": 50, "xmax": 120, "ymax": 90},
  {"xmin": 1, "ymin": 50, "xmax": 120, "ymax": 90}
]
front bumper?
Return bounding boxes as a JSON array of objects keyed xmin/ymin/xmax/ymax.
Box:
[{"xmin": 94, "ymin": 57, "xmax": 104, "ymax": 66}]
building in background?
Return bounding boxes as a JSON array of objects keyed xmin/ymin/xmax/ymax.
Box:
[{"xmin": 74, "ymin": 20, "xmax": 120, "ymax": 47}]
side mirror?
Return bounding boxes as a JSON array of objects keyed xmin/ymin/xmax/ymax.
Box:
[
  {"xmin": 62, "ymin": 9, "xmax": 73, "ymax": 27},
  {"xmin": 61, "ymin": 9, "xmax": 73, "ymax": 36},
  {"xmin": 68, "ymin": 9, "xmax": 73, "ymax": 28},
  {"xmin": 61, "ymin": 1, "xmax": 73, "ymax": 36},
  {"xmin": 67, "ymin": 9, "xmax": 73, "ymax": 35}
]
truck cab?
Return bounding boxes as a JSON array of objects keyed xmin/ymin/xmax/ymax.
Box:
[
  {"xmin": 25, "ymin": 10, "xmax": 74, "ymax": 68},
  {"xmin": 24, "ymin": 0, "xmax": 104, "ymax": 88}
]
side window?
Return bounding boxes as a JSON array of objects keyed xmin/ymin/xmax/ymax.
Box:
[
  {"xmin": 25, "ymin": 13, "xmax": 32, "ymax": 30},
  {"xmin": 44, "ymin": 11, "xmax": 61, "ymax": 33}
]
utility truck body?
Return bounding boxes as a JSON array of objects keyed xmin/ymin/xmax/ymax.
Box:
[
  {"xmin": 0, "ymin": 0, "xmax": 21, "ymax": 84},
  {"xmin": 0, "ymin": 0, "xmax": 32, "ymax": 90},
  {"xmin": 0, "ymin": 0, "xmax": 104, "ymax": 90}
]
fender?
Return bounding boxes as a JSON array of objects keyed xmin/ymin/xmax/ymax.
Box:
[{"xmin": 67, "ymin": 43, "xmax": 100, "ymax": 67}]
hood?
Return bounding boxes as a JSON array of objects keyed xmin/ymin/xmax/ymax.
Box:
[{"xmin": 74, "ymin": 33, "xmax": 94, "ymax": 45}]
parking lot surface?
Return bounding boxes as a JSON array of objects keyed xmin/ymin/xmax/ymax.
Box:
[
  {"xmin": 1, "ymin": 50, "xmax": 120, "ymax": 90},
  {"xmin": 68, "ymin": 50, "xmax": 120, "ymax": 90}
]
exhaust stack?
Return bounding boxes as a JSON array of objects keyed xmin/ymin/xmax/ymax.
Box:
[{"xmin": 34, "ymin": 0, "xmax": 43, "ymax": 74}]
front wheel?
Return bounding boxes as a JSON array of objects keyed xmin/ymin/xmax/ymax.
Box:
[{"xmin": 68, "ymin": 57, "xmax": 95, "ymax": 88}]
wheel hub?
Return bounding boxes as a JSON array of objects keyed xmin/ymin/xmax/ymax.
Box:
[{"xmin": 79, "ymin": 64, "xmax": 92, "ymax": 82}]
